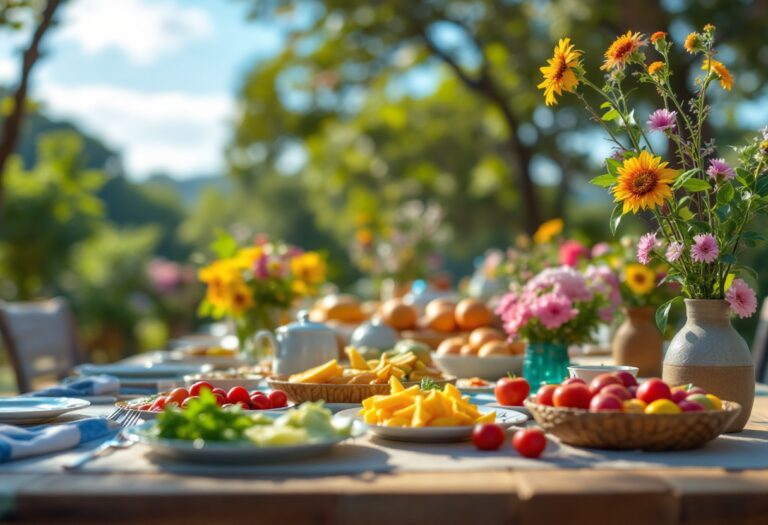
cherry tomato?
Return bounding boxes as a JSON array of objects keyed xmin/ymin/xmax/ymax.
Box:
[
  {"xmin": 227, "ymin": 386, "xmax": 251, "ymax": 405},
  {"xmin": 166, "ymin": 387, "xmax": 189, "ymax": 405},
  {"xmin": 181, "ymin": 396, "xmax": 199, "ymax": 408},
  {"xmin": 536, "ymin": 384, "xmax": 558, "ymax": 406},
  {"xmin": 268, "ymin": 390, "xmax": 288, "ymax": 409},
  {"xmin": 472, "ymin": 424, "xmax": 505, "ymax": 451},
  {"xmin": 494, "ymin": 377, "xmax": 530, "ymax": 406},
  {"xmin": 250, "ymin": 395, "xmax": 271, "ymax": 410},
  {"xmin": 213, "ymin": 393, "xmax": 226, "ymax": 406},
  {"xmin": 137, "ymin": 403, "xmax": 151, "ymax": 411},
  {"xmin": 513, "ymin": 428, "xmax": 546, "ymax": 458},
  {"xmin": 553, "ymin": 383, "xmax": 591, "ymax": 409},
  {"xmin": 589, "ymin": 393, "xmax": 623, "ymax": 412},
  {"xmin": 636, "ymin": 378, "xmax": 672, "ymax": 405},
  {"xmin": 601, "ymin": 384, "xmax": 631, "ymax": 401},
  {"xmin": 562, "ymin": 377, "xmax": 586, "ymax": 386},
  {"xmin": 211, "ymin": 387, "xmax": 228, "ymax": 398},
  {"xmin": 150, "ymin": 396, "xmax": 167, "ymax": 411},
  {"xmin": 615, "ymin": 371, "xmax": 638, "ymax": 388},
  {"xmin": 589, "ymin": 373, "xmax": 622, "ymax": 395},
  {"xmin": 189, "ymin": 381, "xmax": 213, "ymax": 397}
]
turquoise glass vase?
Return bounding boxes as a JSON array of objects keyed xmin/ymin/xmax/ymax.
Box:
[{"xmin": 523, "ymin": 342, "xmax": 570, "ymax": 387}]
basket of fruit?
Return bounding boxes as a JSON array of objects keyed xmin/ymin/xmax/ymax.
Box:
[
  {"xmin": 525, "ymin": 373, "xmax": 741, "ymax": 451},
  {"xmin": 268, "ymin": 346, "xmax": 454, "ymax": 404}
]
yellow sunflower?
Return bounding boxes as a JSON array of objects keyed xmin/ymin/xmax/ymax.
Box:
[
  {"xmin": 625, "ymin": 264, "xmax": 656, "ymax": 295},
  {"xmin": 613, "ymin": 151, "xmax": 679, "ymax": 214},
  {"xmin": 538, "ymin": 38, "xmax": 581, "ymax": 106},
  {"xmin": 600, "ymin": 31, "xmax": 645, "ymax": 71},
  {"xmin": 227, "ymin": 281, "xmax": 255, "ymax": 315},
  {"xmin": 533, "ymin": 218, "xmax": 564, "ymax": 244},
  {"xmin": 702, "ymin": 58, "xmax": 733, "ymax": 91},
  {"xmin": 647, "ymin": 61, "xmax": 664, "ymax": 76}
]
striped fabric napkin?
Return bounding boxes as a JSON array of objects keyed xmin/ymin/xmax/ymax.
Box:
[
  {"xmin": 29, "ymin": 375, "xmax": 120, "ymax": 398},
  {"xmin": 0, "ymin": 418, "xmax": 113, "ymax": 463}
]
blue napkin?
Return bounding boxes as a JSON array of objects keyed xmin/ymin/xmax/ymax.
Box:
[
  {"xmin": 0, "ymin": 418, "xmax": 113, "ymax": 463},
  {"xmin": 29, "ymin": 375, "xmax": 120, "ymax": 398}
]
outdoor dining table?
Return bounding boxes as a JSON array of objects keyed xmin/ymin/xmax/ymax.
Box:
[{"xmin": 2, "ymin": 354, "xmax": 768, "ymax": 525}]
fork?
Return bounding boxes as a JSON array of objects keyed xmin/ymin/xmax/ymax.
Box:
[{"xmin": 63, "ymin": 409, "xmax": 141, "ymax": 471}]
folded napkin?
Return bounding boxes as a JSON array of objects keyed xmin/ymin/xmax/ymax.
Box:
[
  {"xmin": 0, "ymin": 418, "xmax": 113, "ymax": 463},
  {"xmin": 29, "ymin": 375, "xmax": 120, "ymax": 398}
]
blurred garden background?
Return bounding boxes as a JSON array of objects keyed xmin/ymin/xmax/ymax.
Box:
[{"xmin": 1, "ymin": 0, "xmax": 767, "ymax": 388}]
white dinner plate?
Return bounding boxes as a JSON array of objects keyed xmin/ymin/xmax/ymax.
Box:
[
  {"xmin": 485, "ymin": 403, "xmax": 531, "ymax": 418},
  {"xmin": 75, "ymin": 363, "xmax": 212, "ymax": 379},
  {"xmin": 125, "ymin": 417, "xmax": 365, "ymax": 464},
  {"xmin": 338, "ymin": 406, "xmax": 527, "ymax": 443},
  {"xmin": 0, "ymin": 397, "xmax": 91, "ymax": 424}
]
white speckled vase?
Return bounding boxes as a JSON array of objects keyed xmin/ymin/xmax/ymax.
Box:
[{"xmin": 662, "ymin": 299, "xmax": 754, "ymax": 432}]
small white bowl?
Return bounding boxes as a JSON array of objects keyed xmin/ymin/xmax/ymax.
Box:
[{"xmin": 567, "ymin": 365, "xmax": 639, "ymax": 383}]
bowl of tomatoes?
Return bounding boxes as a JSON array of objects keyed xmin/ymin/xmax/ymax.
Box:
[{"xmin": 524, "ymin": 373, "xmax": 741, "ymax": 451}]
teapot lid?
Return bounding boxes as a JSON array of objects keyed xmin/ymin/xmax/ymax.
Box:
[{"xmin": 278, "ymin": 310, "xmax": 335, "ymax": 335}]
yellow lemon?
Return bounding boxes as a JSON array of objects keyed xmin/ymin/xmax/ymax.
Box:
[
  {"xmin": 705, "ymin": 394, "xmax": 723, "ymax": 410},
  {"xmin": 644, "ymin": 399, "xmax": 681, "ymax": 415},
  {"xmin": 622, "ymin": 399, "xmax": 647, "ymax": 413}
]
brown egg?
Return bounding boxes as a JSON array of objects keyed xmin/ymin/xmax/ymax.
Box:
[
  {"xmin": 460, "ymin": 344, "xmax": 479, "ymax": 356},
  {"xmin": 425, "ymin": 298, "xmax": 456, "ymax": 319},
  {"xmin": 380, "ymin": 299, "xmax": 417, "ymax": 330},
  {"xmin": 436, "ymin": 336, "xmax": 466, "ymax": 356},
  {"xmin": 424, "ymin": 309, "xmax": 457, "ymax": 332},
  {"xmin": 455, "ymin": 299, "xmax": 493, "ymax": 331},
  {"xmin": 478, "ymin": 340, "xmax": 511, "ymax": 357},
  {"xmin": 468, "ymin": 327, "xmax": 505, "ymax": 351}
]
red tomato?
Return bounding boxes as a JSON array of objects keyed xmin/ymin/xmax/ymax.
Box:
[
  {"xmin": 268, "ymin": 390, "xmax": 288, "ymax": 409},
  {"xmin": 137, "ymin": 403, "xmax": 151, "ymax": 411},
  {"xmin": 536, "ymin": 384, "xmax": 558, "ymax": 406},
  {"xmin": 181, "ymin": 396, "xmax": 198, "ymax": 408},
  {"xmin": 250, "ymin": 395, "xmax": 271, "ymax": 410},
  {"xmin": 561, "ymin": 377, "xmax": 586, "ymax": 386},
  {"xmin": 615, "ymin": 371, "xmax": 638, "ymax": 388},
  {"xmin": 189, "ymin": 381, "xmax": 213, "ymax": 397},
  {"xmin": 636, "ymin": 378, "xmax": 672, "ymax": 404},
  {"xmin": 472, "ymin": 424, "xmax": 505, "ymax": 451},
  {"xmin": 512, "ymin": 428, "xmax": 546, "ymax": 458},
  {"xmin": 227, "ymin": 386, "xmax": 251, "ymax": 405},
  {"xmin": 589, "ymin": 393, "xmax": 623, "ymax": 412},
  {"xmin": 553, "ymin": 383, "xmax": 591, "ymax": 409},
  {"xmin": 601, "ymin": 384, "xmax": 631, "ymax": 401},
  {"xmin": 166, "ymin": 387, "xmax": 189, "ymax": 405},
  {"xmin": 589, "ymin": 373, "xmax": 622, "ymax": 395},
  {"xmin": 213, "ymin": 393, "xmax": 226, "ymax": 406},
  {"xmin": 211, "ymin": 387, "xmax": 228, "ymax": 398},
  {"xmin": 494, "ymin": 377, "xmax": 530, "ymax": 406},
  {"xmin": 150, "ymin": 396, "xmax": 167, "ymax": 411}
]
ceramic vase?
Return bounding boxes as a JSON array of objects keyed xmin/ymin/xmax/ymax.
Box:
[
  {"xmin": 612, "ymin": 306, "xmax": 664, "ymax": 377},
  {"xmin": 662, "ymin": 299, "xmax": 754, "ymax": 432}
]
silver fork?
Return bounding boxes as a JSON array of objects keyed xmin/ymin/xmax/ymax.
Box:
[{"xmin": 63, "ymin": 409, "xmax": 141, "ymax": 471}]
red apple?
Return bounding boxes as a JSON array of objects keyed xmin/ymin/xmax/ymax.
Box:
[
  {"xmin": 671, "ymin": 389, "xmax": 688, "ymax": 403},
  {"xmin": 636, "ymin": 378, "xmax": 672, "ymax": 404},
  {"xmin": 589, "ymin": 393, "xmax": 623, "ymax": 412},
  {"xmin": 601, "ymin": 384, "xmax": 631, "ymax": 401},
  {"xmin": 589, "ymin": 373, "xmax": 623, "ymax": 395},
  {"xmin": 614, "ymin": 371, "xmax": 638, "ymax": 387},
  {"xmin": 562, "ymin": 377, "xmax": 587, "ymax": 386}
]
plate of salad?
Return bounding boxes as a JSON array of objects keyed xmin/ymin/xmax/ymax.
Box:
[{"xmin": 124, "ymin": 390, "xmax": 364, "ymax": 463}]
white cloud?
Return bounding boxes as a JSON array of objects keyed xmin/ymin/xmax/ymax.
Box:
[
  {"xmin": 36, "ymin": 83, "xmax": 234, "ymax": 178},
  {"xmin": 57, "ymin": 0, "xmax": 213, "ymax": 65}
]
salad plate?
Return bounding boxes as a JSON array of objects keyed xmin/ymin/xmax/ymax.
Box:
[
  {"xmin": 338, "ymin": 406, "xmax": 527, "ymax": 443},
  {"xmin": 125, "ymin": 415, "xmax": 365, "ymax": 464},
  {"xmin": 0, "ymin": 397, "xmax": 90, "ymax": 424}
]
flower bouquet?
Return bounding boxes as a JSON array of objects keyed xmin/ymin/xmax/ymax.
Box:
[
  {"xmin": 496, "ymin": 265, "xmax": 620, "ymax": 385},
  {"xmin": 198, "ymin": 234, "xmax": 326, "ymax": 351},
  {"xmin": 539, "ymin": 25, "xmax": 767, "ymax": 430}
]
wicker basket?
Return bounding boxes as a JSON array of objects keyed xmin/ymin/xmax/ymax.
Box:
[
  {"xmin": 524, "ymin": 399, "xmax": 741, "ymax": 451},
  {"xmin": 267, "ymin": 376, "xmax": 456, "ymax": 404}
]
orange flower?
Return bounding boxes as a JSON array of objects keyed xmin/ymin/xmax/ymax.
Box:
[
  {"xmin": 703, "ymin": 23, "xmax": 716, "ymax": 32},
  {"xmin": 702, "ymin": 58, "xmax": 733, "ymax": 91},
  {"xmin": 647, "ymin": 61, "xmax": 665, "ymax": 75},
  {"xmin": 650, "ymin": 31, "xmax": 667, "ymax": 43},
  {"xmin": 537, "ymin": 38, "xmax": 582, "ymax": 106},
  {"xmin": 601, "ymin": 31, "xmax": 646, "ymax": 71},
  {"xmin": 684, "ymin": 32, "xmax": 700, "ymax": 53}
]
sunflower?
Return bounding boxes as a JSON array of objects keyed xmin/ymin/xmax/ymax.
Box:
[
  {"xmin": 613, "ymin": 151, "xmax": 679, "ymax": 214},
  {"xmin": 625, "ymin": 264, "xmax": 656, "ymax": 295},
  {"xmin": 538, "ymin": 38, "xmax": 581, "ymax": 106},
  {"xmin": 600, "ymin": 31, "xmax": 645, "ymax": 71},
  {"xmin": 533, "ymin": 218, "xmax": 564, "ymax": 244},
  {"xmin": 684, "ymin": 32, "xmax": 700, "ymax": 54},
  {"xmin": 227, "ymin": 281, "xmax": 255, "ymax": 315},
  {"xmin": 702, "ymin": 58, "xmax": 733, "ymax": 91},
  {"xmin": 647, "ymin": 61, "xmax": 664, "ymax": 76}
]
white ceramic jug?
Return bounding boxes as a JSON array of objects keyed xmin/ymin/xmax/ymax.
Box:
[{"xmin": 254, "ymin": 310, "xmax": 338, "ymax": 376}]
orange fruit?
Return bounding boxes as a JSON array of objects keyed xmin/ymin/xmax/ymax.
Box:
[
  {"xmin": 460, "ymin": 344, "xmax": 479, "ymax": 356},
  {"xmin": 425, "ymin": 309, "xmax": 456, "ymax": 332},
  {"xmin": 380, "ymin": 299, "xmax": 417, "ymax": 330},
  {"xmin": 468, "ymin": 327, "xmax": 505, "ymax": 351},
  {"xmin": 455, "ymin": 299, "xmax": 492, "ymax": 330},
  {"xmin": 425, "ymin": 298, "xmax": 456, "ymax": 319},
  {"xmin": 478, "ymin": 340, "xmax": 510, "ymax": 357},
  {"xmin": 436, "ymin": 336, "xmax": 466, "ymax": 356}
]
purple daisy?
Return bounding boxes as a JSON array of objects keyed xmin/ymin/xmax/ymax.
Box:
[
  {"xmin": 647, "ymin": 109, "xmax": 677, "ymax": 133},
  {"xmin": 706, "ymin": 158, "xmax": 735, "ymax": 181},
  {"xmin": 690, "ymin": 234, "xmax": 719, "ymax": 264}
]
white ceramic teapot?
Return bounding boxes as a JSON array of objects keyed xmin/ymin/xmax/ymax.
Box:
[{"xmin": 255, "ymin": 310, "xmax": 338, "ymax": 376}]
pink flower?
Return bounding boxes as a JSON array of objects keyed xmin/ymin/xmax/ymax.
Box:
[
  {"xmin": 636, "ymin": 233, "xmax": 660, "ymax": 264},
  {"xmin": 591, "ymin": 242, "xmax": 610, "ymax": 258},
  {"xmin": 690, "ymin": 234, "xmax": 719, "ymax": 264},
  {"xmin": 706, "ymin": 158, "xmax": 735, "ymax": 181},
  {"xmin": 559, "ymin": 240, "xmax": 590, "ymax": 267},
  {"xmin": 665, "ymin": 241, "xmax": 684, "ymax": 263},
  {"xmin": 532, "ymin": 293, "xmax": 579, "ymax": 330},
  {"xmin": 254, "ymin": 254, "xmax": 271, "ymax": 279},
  {"xmin": 725, "ymin": 278, "xmax": 758, "ymax": 319},
  {"xmin": 599, "ymin": 307, "xmax": 616, "ymax": 323},
  {"xmin": 647, "ymin": 109, "xmax": 677, "ymax": 133},
  {"xmin": 527, "ymin": 267, "xmax": 593, "ymax": 302}
]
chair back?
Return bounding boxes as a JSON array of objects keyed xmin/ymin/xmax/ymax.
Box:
[
  {"xmin": 752, "ymin": 297, "xmax": 768, "ymax": 383},
  {"xmin": 0, "ymin": 298, "xmax": 83, "ymax": 393}
]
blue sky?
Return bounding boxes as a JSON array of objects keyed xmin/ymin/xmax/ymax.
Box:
[{"xmin": 0, "ymin": 0, "xmax": 286, "ymax": 180}]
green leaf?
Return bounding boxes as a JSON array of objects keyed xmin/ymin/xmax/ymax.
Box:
[
  {"xmin": 741, "ymin": 231, "xmax": 768, "ymax": 247},
  {"xmin": 610, "ymin": 203, "xmax": 623, "ymax": 235},
  {"xmin": 687, "ymin": 220, "xmax": 710, "ymax": 233},
  {"xmin": 735, "ymin": 167, "xmax": 751, "ymax": 187},
  {"xmin": 210, "ymin": 230, "xmax": 239, "ymax": 259},
  {"xmin": 590, "ymin": 173, "xmax": 617, "ymax": 187},
  {"xmin": 716, "ymin": 182, "xmax": 735, "ymax": 205},
  {"xmin": 605, "ymin": 157, "xmax": 620, "ymax": 175},
  {"xmin": 673, "ymin": 168, "xmax": 700, "ymax": 190},
  {"xmin": 682, "ymin": 178, "xmax": 711, "ymax": 192},
  {"xmin": 733, "ymin": 265, "xmax": 758, "ymax": 281},
  {"xmin": 678, "ymin": 206, "xmax": 694, "ymax": 221},
  {"xmin": 656, "ymin": 296, "xmax": 683, "ymax": 334},
  {"xmin": 600, "ymin": 101, "xmax": 613, "ymax": 110},
  {"xmin": 602, "ymin": 109, "xmax": 620, "ymax": 121},
  {"xmin": 720, "ymin": 253, "xmax": 737, "ymax": 264},
  {"xmin": 757, "ymin": 177, "xmax": 768, "ymax": 196}
]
